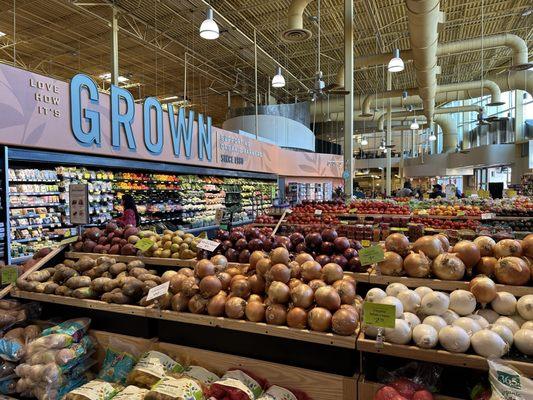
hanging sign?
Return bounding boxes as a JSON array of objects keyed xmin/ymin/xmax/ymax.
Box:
[
  {"xmin": 363, "ymin": 302, "xmax": 396, "ymax": 329},
  {"xmin": 359, "ymin": 245, "xmax": 385, "ymax": 266},
  {"xmin": 69, "ymin": 184, "xmax": 89, "ymax": 225}
]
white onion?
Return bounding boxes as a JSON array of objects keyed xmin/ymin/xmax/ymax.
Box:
[
  {"xmin": 516, "ymin": 294, "xmax": 533, "ymax": 320},
  {"xmin": 423, "ymin": 315, "xmax": 448, "ymax": 333},
  {"xmin": 522, "ymin": 321, "xmax": 533, "ymax": 330},
  {"xmin": 489, "ymin": 324, "xmax": 514, "ymax": 346},
  {"xmin": 384, "ymin": 319, "xmax": 412, "ymax": 344},
  {"xmin": 453, "ymin": 317, "xmax": 482, "ymax": 336},
  {"xmin": 509, "ymin": 314, "xmax": 526, "ymax": 328},
  {"xmin": 364, "ymin": 324, "xmax": 379, "ymax": 338},
  {"xmin": 420, "ymin": 291, "xmax": 450, "ymax": 316},
  {"xmin": 513, "ymin": 329, "xmax": 533, "ymax": 355},
  {"xmin": 471, "ymin": 329, "xmax": 508, "ymax": 358},
  {"xmin": 397, "ymin": 290, "xmax": 421, "ymax": 313},
  {"xmin": 494, "ymin": 316, "xmax": 520, "ymax": 334},
  {"xmin": 491, "ymin": 292, "xmax": 517, "ymax": 316},
  {"xmin": 439, "ymin": 325, "xmax": 471, "ymax": 353},
  {"xmin": 476, "ymin": 309, "xmax": 500, "ymax": 324},
  {"xmin": 441, "ymin": 309, "xmax": 460, "ymax": 325},
  {"xmin": 403, "ymin": 312, "xmax": 421, "ymax": 329},
  {"xmin": 467, "ymin": 314, "xmax": 489, "ymax": 329},
  {"xmin": 385, "ymin": 283, "xmax": 409, "ymax": 297},
  {"xmin": 365, "ymin": 287, "xmax": 387, "ymax": 303},
  {"xmin": 449, "ymin": 290, "xmax": 477, "ymax": 316},
  {"xmin": 378, "ymin": 296, "xmax": 404, "ymax": 318},
  {"xmin": 414, "ymin": 286, "xmax": 433, "ymax": 298},
  {"xmin": 412, "ymin": 324, "xmax": 438, "ymax": 349}
]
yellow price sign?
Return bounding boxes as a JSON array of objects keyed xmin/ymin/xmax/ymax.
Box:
[
  {"xmin": 359, "ymin": 245, "xmax": 385, "ymax": 266},
  {"xmin": 135, "ymin": 238, "xmax": 154, "ymax": 252},
  {"xmin": 363, "ymin": 302, "xmax": 396, "ymax": 329}
]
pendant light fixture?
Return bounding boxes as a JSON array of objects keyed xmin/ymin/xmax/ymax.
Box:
[
  {"xmin": 410, "ymin": 118, "xmax": 419, "ymax": 130},
  {"xmin": 272, "ymin": 66, "xmax": 286, "ymax": 88},
  {"xmin": 429, "ymin": 131, "xmax": 437, "ymax": 141},
  {"xmin": 199, "ymin": 8, "xmax": 219, "ymax": 40},
  {"xmin": 379, "ymin": 139, "xmax": 386, "ymax": 150},
  {"xmin": 361, "ymin": 137, "xmax": 368, "ymax": 146},
  {"xmin": 388, "ymin": 49, "xmax": 404, "ymax": 72}
]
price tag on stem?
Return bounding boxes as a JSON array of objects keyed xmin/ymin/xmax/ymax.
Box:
[
  {"xmin": 146, "ymin": 281, "xmax": 170, "ymax": 302},
  {"xmin": 59, "ymin": 236, "xmax": 79, "ymax": 246},
  {"xmin": 197, "ymin": 239, "xmax": 220, "ymax": 252},
  {"xmin": 359, "ymin": 245, "xmax": 385, "ymax": 266},
  {"xmin": 1, "ymin": 266, "xmax": 19, "ymax": 285},
  {"xmin": 135, "ymin": 238, "xmax": 155, "ymax": 252},
  {"xmin": 363, "ymin": 302, "xmax": 396, "ymax": 329},
  {"xmin": 314, "ymin": 209, "xmax": 323, "ymax": 216}
]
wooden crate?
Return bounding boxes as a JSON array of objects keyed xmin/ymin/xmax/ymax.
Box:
[
  {"xmin": 357, "ymin": 377, "xmax": 462, "ymax": 400},
  {"xmin": 89, "ymin": 329, "xmax": 358, "ymax": 400}
]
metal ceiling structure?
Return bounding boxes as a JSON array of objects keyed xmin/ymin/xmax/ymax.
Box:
[{"xmin": 0, "ymin": 0, "xmax": 531, "ymax": 124}]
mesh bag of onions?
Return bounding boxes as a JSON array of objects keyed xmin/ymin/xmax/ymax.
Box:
[{"xmin": 208, "ymin": 369, "xmax": 267, "ymax": 400}]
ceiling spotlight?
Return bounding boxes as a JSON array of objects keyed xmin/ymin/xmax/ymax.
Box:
[
  {"xmin": 388, "ymin": 48, "xmax": 404, "ymax": 73},
  {"xmin": 429, "ymin": 132, "xmax": 437, "ymax": 141},
  {"xmin": 410, "ymin": 118, "xmax": 420, "ymax": 130},
  {"xmin": 199, "ymin": 8, "xmax": 219, "ymax": 40},
  {"xmin": 272, "ymin": 66, "xmax": 286, "ymax": 88},
  {"xmin": 361, "ymin": 137, "xmax": 368, "ymax": 146}
]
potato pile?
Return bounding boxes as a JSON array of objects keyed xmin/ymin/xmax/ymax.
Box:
[{"xmin": 16, "ymin": 256, "xmax": 162, "ymax": 305}]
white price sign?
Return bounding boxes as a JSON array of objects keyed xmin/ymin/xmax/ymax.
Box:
[
  {"xmin": 197, "ymin": 239, "xmax": 220, "ymax": 252},
  {"xmin": 69, "ymin": 184, "xmax": 89, "ymax": 225},
  {"xmin": 481, "ymin": 213, "xmax": 495, "ymax": 220},
  {"xmin": 146, "ymin": 281, "xmax": 170, "ymax": 302},
  {"xmin": 314, "ymin": 209, "xmax": 323, "ymax": 216}
]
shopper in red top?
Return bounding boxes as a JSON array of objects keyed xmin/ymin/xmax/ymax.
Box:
[{"xmin": 115, "ymin": 194, "xmax": 140, "ymax": 227}]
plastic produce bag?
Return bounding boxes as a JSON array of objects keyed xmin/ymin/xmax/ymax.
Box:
[
  {"xmin": 98, "ymin": 337, "xmax": 141, "ymax": 384},
  {"xmin": 0, "ymin": 330, "xmax": 25, "ymax": 362},
  {"xmin": 63, "ymin": 379, "xmax": 122, "ymax": 400},
  {"xmin": 41, "ymin": 318, "xmax": 90, "ymax": 342},
  {"xmin": 127, "ymin": 351, "xmax": 184, "ymax": 388},
  {"xmin": 182, "ymin": 365, "xmax": 219, "ymax": 385},
  {"xmin": 488, "ymin": 359, "xmax": 533, "ymax": 400},
  {"xmin": 210, "ymin": 369, "xmax": 266, "ymax": 400},
  {"xmin": 112, "ymin": 385, "xmax": 148, "ymax": 400},
  {"xmin": 0, "ymin": 375, "xmax": 17, "ymax": 395},
  {"xmin": 145, "ymin": 376, "xmax": 204, "ymax": 400},
  {"xmin": 0, "ymin": 361, "xmax": 15, "ymax": 379},
  {"xmin": 25, "ymin": 333, "xmax": 74, "ymax": 356}
]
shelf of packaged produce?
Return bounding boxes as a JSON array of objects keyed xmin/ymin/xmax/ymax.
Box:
[
  {"xmin": 10, "ymin": 255, "xmax": 33, "ymax": 264},
  {"xmin": 10, "ymin": 223, "xmax": 62, "ymax": 230},
  {"xmin": 10, "ymin": 212, "xmax": 62, "ymax": 219},
  {"xmin": 9, "ymin": 191, "xmax": 61, "ymax": 196},
  {"xmin": 11, "ymin": 290, "xmax": 357, "ymax": 348},
  {"xmin": 348, "ymin": 272, "xmax": 531, "ymax": 296},
  {"xmin": 13, "ymin": 235, "xmax": 62, "ymax": 243},
  {"xmin": 357, "ymin": 337, "xmax": 532, "ymax": 377},
  {"xmin": 140, "ymin": 217, "xmax": 182, "ymax": 224},
  {"xmin": 9, "ymin": 203, "xmax": 62, "ymax": 208},
  {"xmin": 9, "ymin": 179, "xmax": 60, "ymax": 183}
]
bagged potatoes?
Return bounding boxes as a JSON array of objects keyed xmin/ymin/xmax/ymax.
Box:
[
  {"xmin": 127, "ymin": 351, "xmax": 184, "ymax": 388},
  {"xmin": 145, "ymin": 376, "xmax": 204, "ymax": 400},
  {"xmin": 64, "ymin": 379, "xmax": 122, "ymax": 400}
]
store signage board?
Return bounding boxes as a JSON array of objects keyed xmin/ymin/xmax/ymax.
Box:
[
  {"xmin": 135, "ymin": 238, "xmax": 155, "ymax": 252},
  {"xmin": 1, "ymin": 266, "xmax": 18, "ymax": 285},
  {"xmin": 363, "ymin": 302, "xmax": 396, "ymax": 329},
  {"xmin": 146, "ymin": 281, "xmax": 170, "ymax": 302},
  {"xmin": 0, "ymin": 63, "xmax": 343, "ymax": 179},
  {"xmin": 197, "ymin": 239, "xmax": 220, "ymax": 252},
  {"xmin": 359, "ymin": 245, "xmax": 385, "ymax": 266},
  {"xmin": 69, "ymin": 184, "xmax": 89, "ymax": 225}
]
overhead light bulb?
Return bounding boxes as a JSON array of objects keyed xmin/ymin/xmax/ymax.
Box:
[
  {"xmin": 429, "ymin": 132, "xmax": 437, "ymax": 141},
  {"xmin": 199, "ymin": 8, "xmax": 219, "ymax": 40},
  {"xmin": 410, "ymin": 118, "xmax": 419, "ymax": 130},
  {"xmin": 272, "ymin": 66, "xmax": 286, "ymax": 88},
  {"xmin": 379, "ymin": 140, "xmax": 385, "ymax": 150},
  {"xmin": 388, "ymin": 48, "xmax": 404, "ymax": 73},
  {"xmin": 361, "ymin": 137, "xmax": 368, "ymax": 146},
  {"xmin": 383, "ymin": 148, "xmax": 388, "ymax": 154}
]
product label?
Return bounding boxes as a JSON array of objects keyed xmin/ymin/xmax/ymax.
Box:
[
  {"xmin": 134, "ymin": 351, "xmax": 180, "ymax": 379},
  {"xmin": 151, "ymin": 377, "xmax": 203, "ymax": 399},
  {"xmin": 146, "ymin": 281, "xmax": 170, "ymax": 302},
  {"xmin": 359, "ymin": 245, "xmax": 385, "ymax": 266},
  {"xmin": 110, "ymin": 386, "xmax": 148, "ymax": 400},
  {"xmin": 1, "ymin": 267, "xmax": 18, "ymax": 285},
  {"xmin": 197, "ymin": 239, "xmax": 220, "ymax": 252},
  {"xmin": 216, "ymin": 378, "xmax": 255, "ymax": 399},
  {"xmin": 258, "ymin": 385, "xmax": 297, "ymax": 400},
  {"xmin": 67, "ymin": 380, "xmax": 117, "ymax": 400},
  {"xmin": 184, "ymin": 366, "xmax": 219, "ymax": 384},
  {"xmin": 363, "ymin": 302, "xmax": 396, "ymax": 329},
  {"xmin": 223, "ymin": 370, "xmax": 262, "ymax": 398},
  {"xmin": 135, "ymin": 238, "xmax": 155, "ymax": 252}
]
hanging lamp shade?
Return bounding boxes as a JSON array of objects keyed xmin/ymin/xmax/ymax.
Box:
[
  {"xmin": 361, "ymin": 137, "xmax": 368, "ymax": 146},
  {"xmin": 200, "ymin": 8, "xmax": 219, "ymax": 40},
  {"xmin": 388, "ymin": 48, "xmax": 404, "ymax": 72},
  {"xmin": 272, "ymin": 67, "xmax": 286, "ymax": 88},
  {"xmin": 429, "ymin": 132, "xmax": 437, "ymax": 141},
  {"xmin": 410, "ymin": 118, "xmax": 420, "ymax": 130}
]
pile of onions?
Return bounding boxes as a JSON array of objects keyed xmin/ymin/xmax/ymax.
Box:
[
  {"xmin": 493, "ymin": 239, "xmax": 522, "ymax": 259},
  {"xmin": 452, "ymin": 240, "xmax": 481, "ymax": 271},
  {"xmin": 475, "ymin": 257, "xmax": 498, "ymax": 277},
  {"xmin": 412, "ymin": 236, "xmax": 443, "ymax": 259},
  {"xmin": 384, "ymin": 233, "xmax": 410, "ymax": 256},
  {"xmin": 495, "ymin": 257, "xmax": 530, "ymax": 286},
  {"xmin": 523, "ymin": 234, "xmax": 533, "ymax": 258},
  {"xmin": 468, "ymin": 275, "xmax": 497, "ymax": 304},
  {"xmin": 473, "ymin": 236, "xmax": 496, "ymax": 257},
  {"xmin": 432, "ymin": 253, "xmax": 466, "ymax": 280},
  {"xmin": 377, "ymin": 252, "xmax": 404, "ymax": 276},
  {"xmin": 403, "ymin": 251, "xmax": 431, "ymax": 278},
  {"xmin": 435, "ymin": 234, "xmax": 450, "ymax": 252}
]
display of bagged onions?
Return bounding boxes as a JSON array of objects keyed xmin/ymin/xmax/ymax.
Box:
[
  {"xmin": 363, "ymin": 281, "xmax": 533, "ymax": 358},
  {"xmin": 375, "ymin": 233, "xmax": 531, "ymax": 287}
]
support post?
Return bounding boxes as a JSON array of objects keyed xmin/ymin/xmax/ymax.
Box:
[
  {"xmin": 386, "ymin": 72, "xmax": 392, "ymax": 196},
  {"xmin": 343, "ymin": 0, "xmax": 354, "ymax": 199},
  {"xmin": 399, "ymin": 129, "xmax": 405, "ymax": 183},
  {"xmin": 1, "ymin": 146, "xmax": 11, "ymax": 265},
  {"xmin": 515, "ymin": 90, "xmax": 524, "ymax": 142},
  {"xmin": 111, "ymin": 6, "xmax": 119, "ymax": 86},
  {"xmin": 254, "ymin": 29, "xmax": 259, "ymax": 140}
]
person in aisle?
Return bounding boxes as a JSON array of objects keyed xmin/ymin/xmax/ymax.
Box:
[
  {"xmin": 114, "ymin": 194, "xmax": 140, "ymax": 227},
  {"xmin": 353, "ymin": 182, "xmax": 365, "ymax": 198},
  {"xmin": 396, "ymin": 181, "xmax": 413, "ymax": 197},
  {"xmin": 429, "ymin": 184, "xmax": 445, "ymax": 199}
]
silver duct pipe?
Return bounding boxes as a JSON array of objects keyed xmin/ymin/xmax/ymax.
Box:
[
  {"xmin": 360, "ymin": 90, "xmax": 409, "ymax": 117},
  {"xmin": 405, "ymin": 0, "xmax": 444, "ymax": 120},
  {"xmin": 488, "ymin": 70, "xmax": 533, "ymax": 98},
  {"xmin": 282, "ymin": 0, "xmax": 313, "ymax": 42}
]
